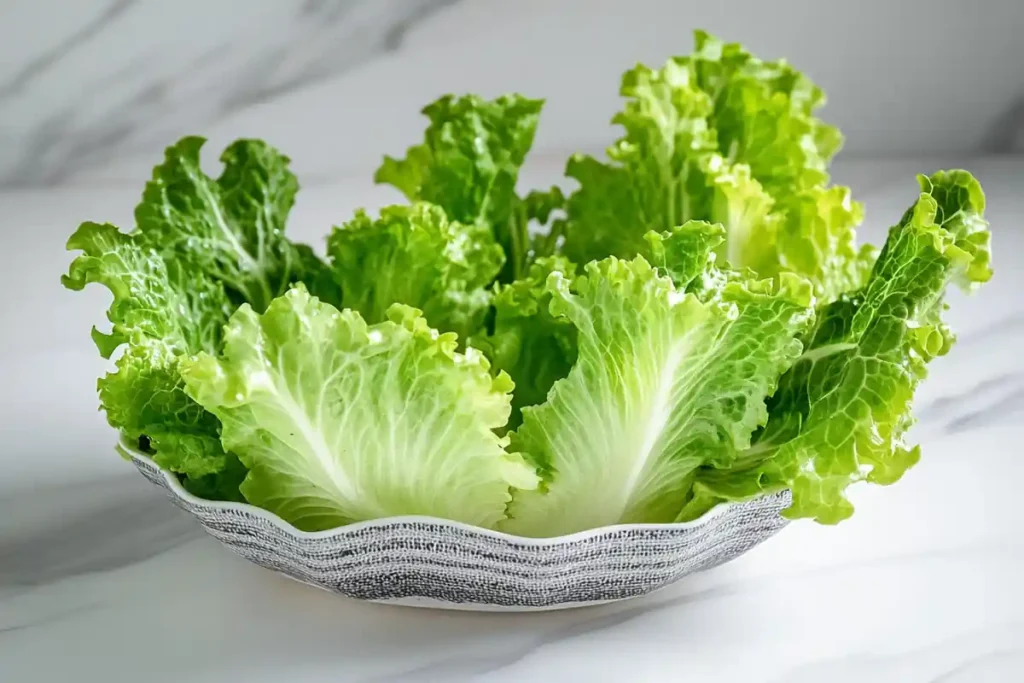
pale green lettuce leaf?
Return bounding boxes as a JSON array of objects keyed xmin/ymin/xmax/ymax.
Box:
[
  {"xmin": 679, "ymin": 170, "xmax": 993, "ymax": 524},
  {"xmin": 326, "ymin": 203, "xmax": 504, "ymax": 341},
  {"xmin": 182, "ymin": 285, "xmax": 539, "ymax": 532},
  {"xmin": 561, "ymin": 31, "xmax": 867, "ymax": 302},
  {"xmin": 500, "ymin": 256, "xmax": 813, "ymax": 537},
  {"xmin": 641, "ymin": 219, "xmax": 726, "ymax": 291},
  {"xmin": 375, "ymin": 94, "xmax": 561, "ymax": 281},
  {"xmin": 708, "ymin": 163, "xmax": 875, "ymax": 298},
  {"xmin": 135, "ymin": 136, "xmax": 333, "ymax": 312}
]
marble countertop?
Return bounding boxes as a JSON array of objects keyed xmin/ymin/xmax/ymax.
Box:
[{"xmin": 2, "ymin": 157, "xmax": 1023, "ymax": 681}]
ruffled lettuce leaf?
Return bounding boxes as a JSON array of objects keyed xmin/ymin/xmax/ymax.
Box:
[
  {"xmin": 500, "ymin": 254, "xmax": 814, "ymax": 537},
  {"xmin": 641, "ymin": 219, "xmax": 727, "ymax": 291},
  {"xmin": 63, "ymin": 136, "xmax": 339, "ymax": 499},
  {"xmin": 561, "ymin": 31, "xmax": 869, "ymax": 303},
  {"xmin": 61, "ymin": 222, "xmax": 240, "ymax": 493},
  {"xmin": 135, "ymin": 136, "xmax": 334, "ymax": 312},
  {"xmin": 469, "ymin": 255, "xmax": 579, "ymax": 431},
  {"xmin": 708, "ymin": 163, "xmax": 877, "ymax": 299},
  {"xmin": 678, "ymin": 170, "xmax": 993, "ymax": 523},
  {"xmin": 182, "ymin": 285, "xmax": 539, "ymax": 531},
  {"xmin": 326, "ymin": 202, "xmax": 505, "ymax": 341},
  {"xmin": 375, "ymin": 94, "xmax": 563, "ymax": 282}
]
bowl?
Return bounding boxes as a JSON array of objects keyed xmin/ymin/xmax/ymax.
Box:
[{"xmin": 122, "ymin": 440, "xmax": 790, "ymax": 611}]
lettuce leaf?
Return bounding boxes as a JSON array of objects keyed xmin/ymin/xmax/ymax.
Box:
[
  {"xmin": 469, "ymin": 255, "xmax": 579, "ymax": 431},
  {"xmin": 500, "ymin": 254, "xmax": 813, "ymax": 537},
  {"xmin": 561, "ymin": 31, "xmax": 869, "ymax": 303},
  {"xmin": 678, "ymin": 170, "xmax": 993, "ymax": 523},
  {"xmin": 136, "ymin": 136, "xmax": 334, "ymax": 312},
  {"xmin": 61, "ymin": 222, "xmax": 238, "ymax": 489},
  {"xmin": 181, "ymin": 285, "xmax": 539, "ymax": 531},
  {"xmin": 375, "ymin": 94, "xmax": 563, "ymax": 282},
  {"xmin": 63, "ymin": 135, "xmax": 334, "ymax": 499},
  {"xmin": 326, "ymin": 202, "xmax": 504, "ymax": 341},
  {"xmin": 641, "ymin": 219, "xmax": 727, "ymax": 291}
]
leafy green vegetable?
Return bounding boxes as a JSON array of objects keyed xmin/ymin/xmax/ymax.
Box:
[
  {"xmin": 641, "ymin": 219, "xmax": 727, "ymax": 291},
  {"xmin": 136, "ymin": 136, "xmax": 334, "ymax": 312},
  {"xmin": 63, "ymin": 136, "xmax": 331, "ymax": 500},
  {"xmin": 501, "ymin": 255, "xmax": 814, "ymax": 537},
  {"xmin": 64, "ymin": 32, "xmax": 994, "ymax": 537},
  {"xmin": 469, "ymin": 255, "xmax": 579, "ymax": 431},
  {"xmin": 678, "ymin": 170, "xmax": 992, "ymax": 523},
  {"xmin": 326, "ymin": 202, "xmax": 504, "ymax": 341},
  {"xmin": 375, "ymin": 94, "xmax": 564, "ymax": 282},
  {"xmin": 61, "ymin": 221, "xmax": 235, "ymax": 487},
  {"xmin": 561, "ymin": 31, "xmax": 869, "ymax": 303},
  {"xmin": 181, "ymin": 285, "xmax": 538, "ymax": 531}
]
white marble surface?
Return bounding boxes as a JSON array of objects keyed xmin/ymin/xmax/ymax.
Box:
[
  {"xmin": 2, "ymin": 0, "xmax": 1023, "ymax": 188},
  {"xmin": 1, "ymin": 156, "xmax": 1022, "ymax": 681}
]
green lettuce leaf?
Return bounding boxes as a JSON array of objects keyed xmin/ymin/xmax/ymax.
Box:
[
  {"xmin": 500, "ymin": 255, "xmax": 813, "ymax": 537},
  {"xmin": 678, "ymin": 170, "xmax": 993, "ymax": 523},
  {"xmin": 61, "ymin": 222, "xmax": 237, "ymax": 488},
  {"xmin": 641, "ymin": 219, "xmax": 727, "ymax": 291},
  {"xmin": 469, "ymin": 255, "xmax": 579, "ymax": 431},
  {"xmin": 708, "ymin": 163, "xmax": 875, "ymax": 299},
  {"xmin": 181, "ymin": 285, "xmax": 539, "ymax": 531},
  {"xmin": 692, "ymin": 29, "xmax": 839, "ymax": 194},
  {"xmin": 561, "ymin": 31, "xmax": 866, "ymax": 303},
  {"xmin": 375, "ymin": 94, "xmax": 561, "ymax": 282},
  {"xmin": 561, "ymin": 55, "xmax": 717, "ymax": 266},
  {"xmin": 326, "ymin": 202, "xmax": 505, "ymax": 341},
  {"xmin": 135, "ymin": 136, "xmax": 332, "ymax": 312}
]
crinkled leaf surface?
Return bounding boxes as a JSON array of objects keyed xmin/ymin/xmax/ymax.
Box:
[
  {"xmin": 679, "ymin": 170, "xmax": 993, "ymax": 523},
  {"xmin": 327, "ymin": 202, "xmax": 504, "ymax": 341},
  {"xmin": 469, "ymin": 255, "xmax": 579, "ymax": 431},
  {"xmin": 501, "ymin": 256, "xmax": 813, "ymax": 537},
  {"xmin": 375, "ymin": 94, "xmax": 561, "ymax": 281},
  {"xmin": 182, "ymin": 285, "xmax": 538, "ymax": 531},
  {"xmin": 561, "ymin": 31, "xmax": 868, "ymax": 303},
  {"xmin": 62, "ymin": 222, "xmax": 237, "ymax": 488},
  {"xmin": 136, "ymin": 136, "xmax": 332, "ymax": 312}
]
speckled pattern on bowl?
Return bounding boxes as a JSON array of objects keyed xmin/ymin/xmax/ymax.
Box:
[{"xmin": 123, "ymin": 441, "xmax": 791, "ymax": 611}]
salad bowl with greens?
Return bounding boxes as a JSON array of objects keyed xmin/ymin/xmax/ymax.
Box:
[{"xmin": 65, "ymin": 32, "xmax": 992, "ymax": 609}]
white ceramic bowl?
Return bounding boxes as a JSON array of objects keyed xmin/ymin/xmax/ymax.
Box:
[{"xmin": 123, "ymin": 440, "xmax": 790, "ymax": 611}]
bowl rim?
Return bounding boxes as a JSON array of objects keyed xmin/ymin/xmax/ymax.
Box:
[{"xmin": 120, "ymin": 437, "xmax": 757, "ymax": 546}]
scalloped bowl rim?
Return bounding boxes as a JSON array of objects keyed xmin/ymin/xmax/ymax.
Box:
[{"xmin": 119, "ymin": 437, "xmax": 747, "ymax": 545}]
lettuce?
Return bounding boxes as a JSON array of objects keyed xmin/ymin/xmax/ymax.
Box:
[
  {"xmin": 375, "ymin": 94, "xmax": 565, "ymax": 283},
  {"xmin": 561, "ymin": 31, "xmax": 875, "ymax": 303},
  {"xmin": 326, "ymin": 202, "xmax": 504, "ymax": 341},
  {"xmin": 181, "ymin": 286, "xmax": 537, "ymax": 531},
  {"xmin": 63, "ymin": 138, "xmax": 329, "ymax": 500},
  {"xmin": 469, "ymin": 255, "xmax": 579, "ymax": 431},
  {"xmin": 678, "ymin": 170, "xmax": 992, "ymax": 523},
  {"xmin": 64, "ymin": 32, "xmax": 992, "ymax": 536},
  {"xmin": 502, "ymin": 251, "xmax": 814, "ymax": 536},
  {"xmin": 137, "ymin": 136, "xmax": 336, "ymax": 312}
]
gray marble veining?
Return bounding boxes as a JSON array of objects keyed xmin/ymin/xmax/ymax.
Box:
[
  {"xmin": 2, "ymin": 0, "xmax": 1023, "ymax": 190},
  {"xmin": 0, "ymin": 0, "xmax": 459, "ymax": 187}
]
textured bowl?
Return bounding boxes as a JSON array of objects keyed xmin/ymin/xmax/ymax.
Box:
[{"xmin": 123, "ymin": 441, "xmax": 790, "ymax": 611}]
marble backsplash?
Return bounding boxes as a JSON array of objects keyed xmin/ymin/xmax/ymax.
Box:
[{"xmin": 1, "ymin": 0, "xmax": 1022, "ymax": 188}]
